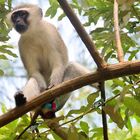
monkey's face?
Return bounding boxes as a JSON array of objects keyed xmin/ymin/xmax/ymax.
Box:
[{"xmin": 11, "ymin": 10, "xmax": 29, "ymax": 33}]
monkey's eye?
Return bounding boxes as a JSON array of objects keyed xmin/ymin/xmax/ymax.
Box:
[
  {"xmin": 12, "ymin": 10, "xmax": 28, "ymax": 22},
  {"xmin": 11, "ymin": 14, "xmax": 18, "ymax": 22},
  {"xmin": 19, "ymin": 11, "xmax": 27, "ymax": 17}
]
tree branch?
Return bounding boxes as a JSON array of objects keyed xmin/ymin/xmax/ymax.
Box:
[
  {"xmin": 99, "ymin": 82, "xmax": 108, "ymax": 140},
  {"xmin": 57, "ymin": 0, "xmax": 106, "ymax": 68},
  {"xmin": 114, "ymin": 0, "xmax": 124, "ymax": 62},
  {"xmin": 0, "ymin": 61, "xmax": 140, "ymax": 127}
]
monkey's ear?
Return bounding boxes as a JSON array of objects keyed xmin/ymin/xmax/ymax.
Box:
[{"xmin": 39, "ymin": 8, "xmax": 43, "ymax": 17}]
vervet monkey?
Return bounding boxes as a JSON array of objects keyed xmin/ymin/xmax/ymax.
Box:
[{"xmin": 7, "ymin": 4, "xmax": 98, "ymax": 118}]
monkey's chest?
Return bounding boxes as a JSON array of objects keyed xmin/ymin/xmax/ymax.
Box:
[{"xmin": 38, "ymin": 49, "xmax": 49, "ymax": 67}]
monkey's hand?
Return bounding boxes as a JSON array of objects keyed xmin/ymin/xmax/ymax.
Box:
[
  {"xmin": 48, "ymin": 80, "xmax": 61, "ymax": 89},
  {"xmin": 48, "ymin": 77, "xmax": 62, "ymax": 89},
  {"xmin": 41, "ymin": 102, "xmax": 56, "ymax": 119},
  {"xmin": 14, "ymin": 91, "xmax": 27, "ymax": 106},
  {"xmin": 48, "ymin": 71, "xmax": 64, "ymax": 89}
]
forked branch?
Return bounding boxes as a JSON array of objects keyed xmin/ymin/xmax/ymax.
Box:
[{"xmin": 114, "ymin": 0, "xmax": 124, "ymax": 62}]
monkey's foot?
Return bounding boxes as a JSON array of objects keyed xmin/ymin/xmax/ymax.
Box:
[
  {"xmin": 40, "ymin": 102, "xmax": 56, "ymax": 119},
  {"xmin": 40, "ymin": 110, "xmax": 56, "ymax": 119},
  {"xmin": 14, "ymin": 91, "xmax": 27, "ymax": 106}
]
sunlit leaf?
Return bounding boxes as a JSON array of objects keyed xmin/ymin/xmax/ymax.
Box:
[
  {"xmin": 58, "ymin": 13, "xmax": 66, "ymax": 21},
  {"xmin": 90, "ymin": 127, "xmax": 103, "ymax": 139},
  {"xmin": 103, "ymin": 105, "xmax": 124, "ymax": 129},
  {"xmin": 87, "ymin": 92, "xmax": 99, "ymax": 106},
  {"xmin": 0, "ymin": 54, "xmax": 8, "ymax": 60},
  {"xmin": 51, "ymin": 131, "xmax": 63, "ymax": 140},
  {"xmin": 80, "ymin": 121, "xmax": 89, "ymax": 134},
  {"xmin": 0, "ymin": 69, "xmax": 4, "ymax": 76},
  {"xmin": 78, "ymin": 131, "xmax": 88, "ymax": 140},
  {"xmin": 124, "ymin": 97, "xmax": 140, "ymax": 117},
  {"xmin": 119, "ymin": 84, "xmax": 132, "ymax": 101},
  {"xmin": 66, "ymin": 106, "xmax": 87, "ymax": 117},
  {"xmin": 67, "ymin": 125, "xmax": 79, "ymax": 140},
  {"xmin": 0, "ymin": 46, "xmax": 17, "ymax": 58}
]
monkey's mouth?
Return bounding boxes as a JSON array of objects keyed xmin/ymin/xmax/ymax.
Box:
[{"xmin": 15, "ymin": 24, "xmax": 28, "ymax": 33}]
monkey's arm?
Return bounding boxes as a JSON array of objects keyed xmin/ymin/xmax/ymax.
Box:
[
  {"xmin": 15, "ymin": 45, "xmax": 47, "ymax": 106},
  {"xmin": 15, "ymin": 78, "xmax": 40, "ymax": 106},
  {"xmin": 48, "ymin": 50, "xmax": 67, "ymax": 88},
  {"xmin": 19, "ymin": 43, "xmax": 47, "ymax": 91},
  {"xmin": 15, "ymin": 69, "xmax": 47, "ymax": 106},
  {"xmin": 49, "ymin": 65, "xmax": 65, "ymax": 88}
]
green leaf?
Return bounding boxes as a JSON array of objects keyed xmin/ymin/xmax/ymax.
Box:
[
  {"xmin": 124, "ymin": 97, "xmax": 140, "ymax": 117},
  {"xmin": 78, "ymin": 131, "xmax": 88, "ymax": 140},
  {"xmin": 119, "ymin": 84, "xmax": 132, "ymax": 101},
  {"xmin": 128, "ymin": 50, "xmax": 139, "ymax": 60},
  {"xmin": 58, "ymin": 13, "xmax": 66, "ymax": 21},
  {"xmin": 87, "ymin": 92, "xmax": 99, "ymax": 105},
  {"xmin": 46, "ymin": 0, "xmax": 59, "ymax": 18},
  {"xmin": 51, "ymin": 131, "xmax": 63, "ymax": 140},
  {"xmin": 0, "ymin": 0, "xmax": 4, "ymax": 4},
  {"xmin": 45, "ymin": 7, "xmax": 52, "ymax": 17},
  {"xmin": 0, "ymin": 45, "xmax": 13, "ymax": 49},
  {"xmin": 112, "ymin": 78, "xmax": 125, "ymax": 88},
  {"xmin": 51, "ymin": 6, "xmax": 58, "ymax": 18},
  {"xmin": 125, "ymin": 117, "xmax": 132, "ymax": 132},
  {"xmin": 0, "ymin": 69, "xmax": 4, "ymax": 76},
  {"xmin": 80, "ymin": 121, "xmax": 89, "ymax": 134},
  {"xmin": 72, "ymin": 0, "xmax": 78, "ymax": 5},
  {"xmin": 1, "ymin": 104, "xmax": 7, "ymax": 113},
  {"xmin": 103, "ymin": 105, "xmax": 124, "ymax": 129},
  {"xmin": 91, "ymin": 127, "xmax": 103, "ymax": 139},
  {"xmin": 0, "ymin": 54, "xmax": 8, "ymax": 60},
  {"xmin": 0, "ymin": 46, "xmax": 17, "ymax": 58},
  {"xmin": 66, "ymin": 106, "xmax": 87, "ymax": 117},
  {"xmin": 67, "ymin": 125, "xmax": 79, "ymax": 140}
]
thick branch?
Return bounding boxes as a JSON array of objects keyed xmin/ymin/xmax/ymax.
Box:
[
  {"xmin": 57, "ymin": 0, "xmax": 106, "ymax": 68},
  {"xmin": 0, "ymin": 61, "xmax": 140, "ymax": 127},
  {"xmin": 114, "ymin": 0, "xmax": 124, "ymax": 62}
]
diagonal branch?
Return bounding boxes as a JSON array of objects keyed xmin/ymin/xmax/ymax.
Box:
[
  {"xmin": 0, "ymin": 60, "xmax": 140, "ymax": 127},
  {"xmin": 114, "ymin": 0, "xmax": 124, "ymax": 62},
  {"xmin": 57, "ymin": 0, "xmax": 106, "ymax": 68}
]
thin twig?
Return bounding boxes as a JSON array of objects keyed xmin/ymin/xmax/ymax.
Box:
[{"xmin": 114, "ymin": 0, "xmax": 124, "ymax": 62}]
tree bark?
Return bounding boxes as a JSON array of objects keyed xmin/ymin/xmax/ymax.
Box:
[{"xmin": 0, "ymin": 61, "xmax": 140, "ymax": 127}]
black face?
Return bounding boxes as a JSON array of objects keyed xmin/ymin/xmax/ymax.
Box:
[{"xmin": 11, "ymin": 10, "xmax": 29, "ymax": 33}]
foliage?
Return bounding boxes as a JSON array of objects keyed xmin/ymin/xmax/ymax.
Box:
[
  {"xmin": 0, "ymin": 0, "xmax": 17, "ymax": 75},
  {"xmin": 1, "ymin": 0, "xmax": 140, "ymax": 140}
]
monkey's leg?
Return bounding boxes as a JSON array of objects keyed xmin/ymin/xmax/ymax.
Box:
[
  {"xmin": 42, "ymin": 62, "xmax": 93, "ymax": 112},
  {"xmin": 52, "ymin": 62, "xmax": 99, "ymax": 111},
  {"xmin": 48, "ymin": 66, "xmax": 65, "ymax": 89},
  {"xmin": 15, "ymin": 77, "xmax": 40, "ymax": 106}
]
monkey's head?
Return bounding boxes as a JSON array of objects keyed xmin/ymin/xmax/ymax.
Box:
[{"xmin": 6, "ymin": 4, "xmax": 43, "ymax": 34}]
